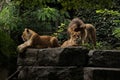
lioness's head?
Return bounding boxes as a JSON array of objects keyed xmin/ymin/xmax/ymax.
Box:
[
  {"xmin": 22, "ymin": 28, "xmax": 32, "ymax": 41},
  {"xmin": 71, "ymin": 32, "xmax": 81, "ymax": 42}
]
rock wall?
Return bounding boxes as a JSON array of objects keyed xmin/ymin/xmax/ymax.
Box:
[{"xmin": 17, "ymin": 46, "xmax": 120, "ymax": 80}]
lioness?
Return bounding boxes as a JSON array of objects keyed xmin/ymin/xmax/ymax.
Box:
[
  {"xmin": 61, "ymin": 32, "xmax": 80, "ymax": 48},
  {"xmin": 17, "ymin": 28, "xmax": 59, "ymax": 53}
]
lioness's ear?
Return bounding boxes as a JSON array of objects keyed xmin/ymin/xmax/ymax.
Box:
[{"xmin": 25, "ymin": 28, "xmax": 29, "ymax": 33}]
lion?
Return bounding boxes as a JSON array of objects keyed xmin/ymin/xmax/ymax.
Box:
[
  {"xmin": 17, "ymin": 28, "xmax": 60, "ymax": 53},
  {"xmin": 61, "ymin": 32, "xmax": 80, "ymax": 48}
]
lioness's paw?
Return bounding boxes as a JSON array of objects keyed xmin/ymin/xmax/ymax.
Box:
[{"xmin": 17, "ymin": 45, "xmax": 24, "ymax": 53}]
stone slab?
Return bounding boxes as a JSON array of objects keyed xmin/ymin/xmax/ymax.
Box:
[
  {"xmin": 88, "ymin": 50, "xmax": 120, "ymax": 68},
  {"xmin": 17, "ymin": 46, "xmax": 89, "ymax": 66},
  {"xmin": 84, "ymin": 67, "xmax": 120, "ymax": 80},
  {"xmin": 18, "ymin": 66, "xmax": 83, "ymax": 80}
]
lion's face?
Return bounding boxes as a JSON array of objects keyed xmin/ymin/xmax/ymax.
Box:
[{"xmin": 21, "ymin": 28, "xmax": 31, "ymax": 41}]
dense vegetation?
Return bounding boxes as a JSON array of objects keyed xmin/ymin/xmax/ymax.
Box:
[{"xmin": 0, "ymin": 0, "xmax": 120, "ymax": 76}]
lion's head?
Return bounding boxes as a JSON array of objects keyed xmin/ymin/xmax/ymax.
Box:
[{"xmin": 21, "ymin": 28, "xmax": 32, "ymax": 41}]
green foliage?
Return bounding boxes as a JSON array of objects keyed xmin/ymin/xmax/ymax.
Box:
[
  {"xmin": 95, "ymin": 41, "xmax": 112, "ymax": 49},
  {"xmin": 82, "ymin": 41, "xmax": 112, "ymax": 50},
  {"xmin": 12, "ymin": 0, "xmax": 115, "ymax": 12},
  {"xmin": 96, "ymin": 9, "xmax": 120, "ymax": 41},
  {"xmin": 0, "ymin": 2, "xmax": 21, "ymax": 31},
  {"xmin": 35, "ymin": 7, "xmax": 70, "ymax": 22},
  {"xmin": 96, "ymin": 9, "xmax": 120, "ymax": 16},
  {"xmin": 113, "ymin": 28, "xmax": 120, "ymax": 39},
  {"xmin": 12, "ymin": 0, "xmax": 56, "ymax": 10},
  {"xmin": 0, "ymin": 30, "xmax": 16, "ymax": 68},
  {"xmin": 52, "ymin": 23, "xmax": 69, "ymax": 44},
  {"xmin": 58, "ymin": 0, "xmax": 113, "ymax": 10},
  {"xmin": 0, "ymin": 1, "xmax": 24, "ymax": 45},
  {"xmin": 36, "ymin": 7, "xmax": 60, "ymax": 21},
  {"xmin": 25, "ymin": 7, "xmax": 70, "ymax": 35}
]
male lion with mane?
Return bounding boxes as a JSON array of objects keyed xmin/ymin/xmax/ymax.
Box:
[{"xmin": 17, "ymin": 28, "xmax": 59, "ymax": 53}]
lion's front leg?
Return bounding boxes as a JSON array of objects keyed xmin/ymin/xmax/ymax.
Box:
[
  {"xmin": 17, "ymin": 40, "xmax": 32, "ymax": 53},
  {"xmin": 81, "ymin": 29, "xmax": 87, "ymax": 45}
]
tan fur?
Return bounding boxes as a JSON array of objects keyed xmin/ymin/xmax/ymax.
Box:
[
  {"xmin": 17, "ymin": 28, "xmax": 59, "ymax": 53},
  {"xmin": 61, "ymin": 32, "xmax": 80, "ymax": 48}
]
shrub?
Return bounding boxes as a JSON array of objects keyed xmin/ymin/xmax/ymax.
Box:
[{"xmin": 0, "ymin": 30, "xmax": 16, "ymax": 68}]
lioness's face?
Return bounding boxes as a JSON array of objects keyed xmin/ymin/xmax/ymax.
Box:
[
  {"xmin": 71, "ymin": 32, "xmax": 81, "ymax": 42},
  {"xmin": 22, "ymin": 28, "xmax": 31, "ymax": 41}
]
